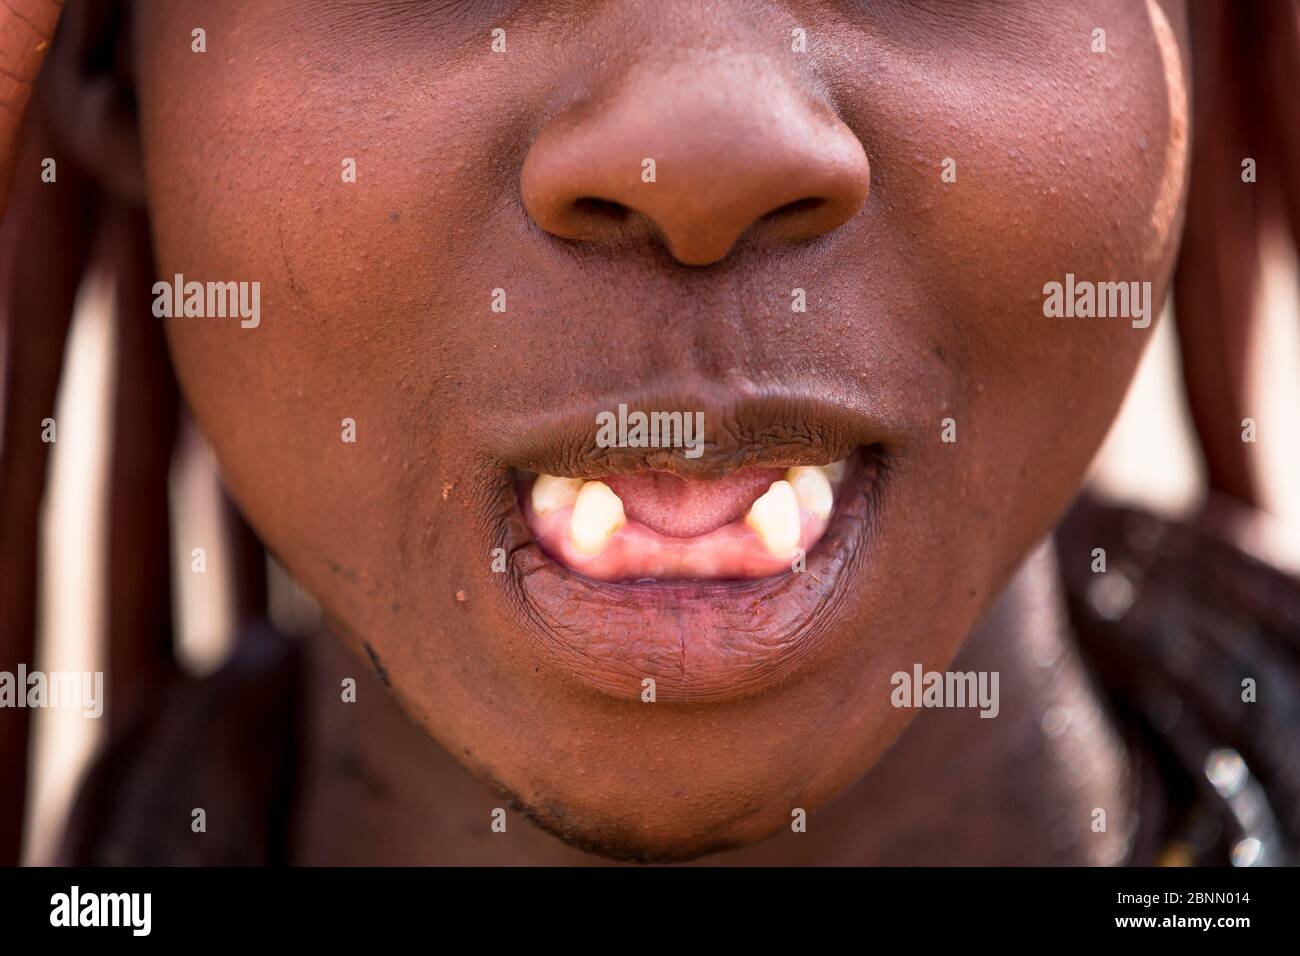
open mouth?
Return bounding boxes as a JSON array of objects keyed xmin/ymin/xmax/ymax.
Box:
[
  {"xmin": 520, "ymin": 458, "xmax": 851, "ymax": 582},
  {"xmin": 490, "ymin": 394, "xmax": 896, "ymax": 702}
]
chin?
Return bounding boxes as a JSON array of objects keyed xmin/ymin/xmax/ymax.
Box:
[{"xmin": 505, "ymin": 784, "xmax": 800, "ymax": 864}]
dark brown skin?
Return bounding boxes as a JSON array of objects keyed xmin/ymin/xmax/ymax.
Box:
[
  {"xmin": 293, "ymin": 543, "xmax": 1135, "ymax": 865},
  {"xmin": 6, "ymin": 0, "xmax": 1196, "ymax": 862}
]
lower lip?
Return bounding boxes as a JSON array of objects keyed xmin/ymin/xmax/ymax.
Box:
[{"xmin": 498, "ymin": 450, "xmax": 884, "ymax": 702}]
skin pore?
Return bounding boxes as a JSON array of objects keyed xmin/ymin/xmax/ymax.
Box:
[{"xmin": 34, "ymin": 0, "xmax": 1189, "ymax": 862}]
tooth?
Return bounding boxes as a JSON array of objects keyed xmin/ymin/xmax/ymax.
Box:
[
  {"xmin": 531, "ymin": 474, "xmax": 586, "ymax": 516},
  {"xmin": 785, "ymin": 466, "xmax": 833, "ymax": 520},
  {"xmin": 570, "ymin": 480, "xmax": 626, "ymax": 556},
  {"xmin": 745, "ymin": 480, "xmax": 802, "ymax": 558},
  {"xmin": 821, "ymin": 459, "xmax": 847, "ymax": 482}
]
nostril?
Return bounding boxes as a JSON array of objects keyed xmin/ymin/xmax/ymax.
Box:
[
  {"xmin": 760, "ymin": 197, "xmax": 827, "ymax": 222},
  {"xmin": 520, "ymin": 65, "xmax": 871, "ymax": 263},
  {"xmin": 571, "ymin": 197, "xmax": 632, "ymax": 223}
]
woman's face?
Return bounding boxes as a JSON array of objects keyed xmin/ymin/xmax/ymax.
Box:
[{"xmin": 134, "ymin": 0, "xmax": 1187, "ymax": 859}]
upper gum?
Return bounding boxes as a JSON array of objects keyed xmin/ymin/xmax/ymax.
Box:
[
  {"xmin": 535, "ymin": 460, "xmax": 846, "ymax": 489},
  {"xmin": 534, "ymin": 461, "xmax": 842, "ymax": 522}
]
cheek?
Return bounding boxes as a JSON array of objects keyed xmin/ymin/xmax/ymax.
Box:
[
  {"xmin": 137, "ymin": 8, "xmax": 523, "ymax": 586},
  {"xmin": 834, "ymin": 0, "xmax": 1188, "ymax": 475},
  {"xmin": 794, "ymin": 2, "xmax": 1191, "ymax": 628}
]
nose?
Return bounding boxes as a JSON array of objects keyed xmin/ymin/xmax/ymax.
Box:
[{"xmin": 521, "ymin": 58, "xmax": 870, "ymax": 266}]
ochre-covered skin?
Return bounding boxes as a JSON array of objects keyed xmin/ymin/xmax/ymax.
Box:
[{"xmin": 107, "ymin": 1, "xmax": 1192, "ymax": 859}]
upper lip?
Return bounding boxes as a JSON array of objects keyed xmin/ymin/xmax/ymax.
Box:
[{"xmin": 490, "ymin": 386, "xmax": 898, "ymax": 479}]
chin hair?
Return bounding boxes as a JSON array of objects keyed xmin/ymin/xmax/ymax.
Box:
[
  {"xmin": 517, "ymin": 798, "xmax": 749, "ymax": 863},
  {"xmin": 466, "ymin": 760, "xmax": 762, "ymax": 863},
  {"xmin": 478, "ymin": 781, "xmax": 747, "ymax": 863}
]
